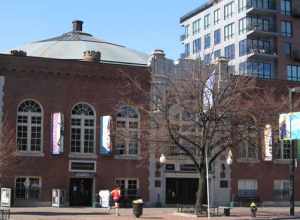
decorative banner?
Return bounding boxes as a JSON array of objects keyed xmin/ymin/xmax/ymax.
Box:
[
  {"xmin": 52, "ymin": 113, "xmax": 64, "ymax": 155},
  {"xmin": 279, "ymin": 112, "xmax": 300, "ymax": 140},
  {"xmin": 226, "ymin": 149, "xmax": 233, "ymax": 165},
  {"xmin": 203, "ymin": 70, "xmax": 215, "ymax": 112},
  {"xmin": 264, "ymin": 124, "xmax": 272, "ymax": 161},
  {"xmin": 100, "ymin": 116, "xmax": 112, "ymax": 155}
]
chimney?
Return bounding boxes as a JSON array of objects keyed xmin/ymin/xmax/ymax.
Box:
[
  {"xmin": 152, "ymin": 49, "xmax": 166, "ymax": 60},
  {"xmin": 72, "ymin": 20, "xmax": 83, "ymax": 32}
]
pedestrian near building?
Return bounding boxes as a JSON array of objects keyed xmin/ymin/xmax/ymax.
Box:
[{"xmin": 111, "ymin": 186, "xmax": 121, "ymax": 216}]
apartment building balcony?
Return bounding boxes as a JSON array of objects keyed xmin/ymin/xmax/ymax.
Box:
[
  {"xmin": 247, "ymin": 48, "xmax": 278, "ymax": 60},
  {"xmin": 180, "ymin": 52, "xmax": 188, "ymax": 59},
  {"xmin": 247, "ymin": 24, "xmax": 278, "ymax": 38},
  {"xmin": 246, "ymin": 4, "xmax": 277, "ymax": 16},
  {"xmin": 180, "ymin": 34, "xmax": 188, "ymax": 42},
  {"xmin": 292, "ymin": 48, "xmax": 300, "ymax": 61}
]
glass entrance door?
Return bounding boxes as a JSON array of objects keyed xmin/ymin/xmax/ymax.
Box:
[
  {"xmin": 69, "ymin": 178, "xmax": 93, "ymax": 206},
  {"xmin": 165, "ymin": 178, "xmax": 199, "ymax": 205}
]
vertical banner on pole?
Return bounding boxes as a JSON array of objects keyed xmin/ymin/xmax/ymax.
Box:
[
  {"xmin": 264, "ymin": 124, "xmax": 272, "ymax": 161},
  {"xmin": 52, "ymin": 113, "xmax": 64, "ymax": 155},
  {"xmin": 100, "ymin": 116, "xmax": 112, "ymax": 155}
]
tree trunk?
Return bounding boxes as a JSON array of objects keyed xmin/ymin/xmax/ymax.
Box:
[{"xmin": 195, "ymin": 168, "xmax": 207, "ymax": 215}]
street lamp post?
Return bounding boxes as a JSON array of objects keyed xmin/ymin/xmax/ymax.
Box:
[{"xmin": 288, "ymin": 87, "xmax": 300, "ymax": 216}]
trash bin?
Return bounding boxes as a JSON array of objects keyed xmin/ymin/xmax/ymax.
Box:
[
  {"xmin": 132, "ymin": 199, "xmax": 144, "ymax": 218},
  {"xmin": 224, "ymin": 208, "xmax": 230, "ymax": 216}
]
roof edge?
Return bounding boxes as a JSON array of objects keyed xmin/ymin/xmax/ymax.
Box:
[{"xmin": 180, "ymin": 0, "xmax": 214, "ymax": 23}]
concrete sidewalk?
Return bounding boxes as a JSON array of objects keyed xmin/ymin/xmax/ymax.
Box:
[{"xmin": 7, "ymin": 207, "xmax": 300, "ymax": 220}]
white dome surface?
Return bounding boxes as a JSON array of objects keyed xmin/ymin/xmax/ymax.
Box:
[{"xmin": 9, "ymin": 22, "xmax": 149, "ymax": 65}]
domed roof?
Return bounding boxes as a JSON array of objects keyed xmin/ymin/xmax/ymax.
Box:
[{"xmin": 10, "ymin": 21, "xmax": 149, "ymax": 65}]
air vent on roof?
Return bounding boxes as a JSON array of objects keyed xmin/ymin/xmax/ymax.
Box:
[
  {"xmin": 83, "ymin": 50, "xmax": 101, "ymax": 62},
  {"xmin": 10, "ymin": 50, "xmax": 27, "ymax": 57}
]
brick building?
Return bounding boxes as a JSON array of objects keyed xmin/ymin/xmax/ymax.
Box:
[
  {"xmin": 178, "ymin": 0, "xmax": 300, "ymax": 206},
  {"xmin": 0, "ymin": 21, "xmax": 151, "ymax": 207}
]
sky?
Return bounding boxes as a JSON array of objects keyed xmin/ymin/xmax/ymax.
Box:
[{"xmin": 0, "ymin": 0, "xmax": 205, "ymax": 60}]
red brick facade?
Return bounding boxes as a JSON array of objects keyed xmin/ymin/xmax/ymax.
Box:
[
  {"xmin": 0, "ymin": 54, "xmax": 150, "ymax": 206},
  {"xmin": 231, "ymin": 79, "xmax": 300, "ymax": 204}
]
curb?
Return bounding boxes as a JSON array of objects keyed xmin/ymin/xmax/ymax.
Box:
[{"xmin": 173, "ymin": 212, "xmax": 198, "ymax": 218}]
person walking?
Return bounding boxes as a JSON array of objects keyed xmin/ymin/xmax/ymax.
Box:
[{"xmin": 111, "ymin": 186, "xmax": 121, "ymax": 216}]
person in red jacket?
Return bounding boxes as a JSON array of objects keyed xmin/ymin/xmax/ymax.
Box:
[{"xmin": 111, "ymin": 186, "xmax": 121, "ymax": 216}]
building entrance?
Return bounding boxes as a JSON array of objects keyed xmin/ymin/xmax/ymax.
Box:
[
  {"xmin": 165, "ymin": 178, "xmax": 198, "ymax": 204},
  {"xmin": 69, "ymin": 178, "xmax": 93, "ymax": 206}
]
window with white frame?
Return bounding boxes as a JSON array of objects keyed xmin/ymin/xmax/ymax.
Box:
[
  {"xmin": 238, "ymin": 179, "xmax": 257, "ymax": 198},
  {"xmin": 287, "ymin": 65, "xmax": 300, "ymax": 81},
  {"xmin": 204, "ymin": 33, "xmax": 211, "ymax": 49},
  {"xmin": 275, "ymin": 140, "xmax": 291, "ymax": 159},
  {"xmin": 238, "ymin": 119, "xmax": 258, "ymax": 160},
  {"xmin": 238, "ymin": 0, "xmax": 247, "ymax": 12},
  {"xmin": 225, "ymin": 44, "xmax": 235, "ymax": 60},
  {"xmin": 281, "ymin": 21, "xmax": 293, "ymax": 37},
  {"xmin": 184, "ymin": 25, "xmax": 189, "ymax": 38},
  {"xmin": 273, "ymin": 179, "xmax": 289, "ymax": 200},
  {"xmin": 116, "ymin": 106, "xmax": 140, "ymax": 156},
  {"xmin": 192, "ymin": 18, "xmax": 201, "ymax": 35},
  {"xmin": 167, "ymin": 107, "xmax": 199, "ymax": 157},
  {"xmin": 193, "ymin": 38, "xmax": 201, "ymax": 54},
  {"xmin": 204, "ymin": 14, "xmax": 210, "ymax": 30},
  {"xmin": 239, "ymin": 17, "xmax": 247, "ymax": 35},
  {"xmin": 15, "ymin": 177, "xmax": 41, "ymax": 200},
  {"xmin": 214, "ymin": 9, "xmax": 220, "ymax": 24},
  {"xmin": 115, "ymin": 178, "xmax": 139, "ymax": 197},
  {"xmin": 224, "ymin": 23, "xmax": 234, "ymax": 41},
  {"xmin": 224, "ymin": 2, "xmax": 234, "ymax": 19},
  {"xmin": 71, "ymin": 103, "xmax": 96, "ymax": 154},
  {"xmin": 17, "ymin": 100, "xmax": 43, "ymax": 153},
  {"xmin": 281, "ymin": 0, "xmax": 291, "ymax": 16}
]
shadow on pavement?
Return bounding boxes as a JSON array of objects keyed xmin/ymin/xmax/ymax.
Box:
[
  {"xmin": 140, "ymin": 218, "xmax": 163, "ymax": 219},
  {"xmin": 11, "ymin": 212, "xmax": 109, "ymax": 216}
]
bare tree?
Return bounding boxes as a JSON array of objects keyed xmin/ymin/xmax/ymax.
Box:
[
  {"xmin": 0, "ymin": 119, "xmax": 22, "ymax": 188},
  {"xmin": 120, "ymin": 52, "xmax": 290, "ymax": 214}
]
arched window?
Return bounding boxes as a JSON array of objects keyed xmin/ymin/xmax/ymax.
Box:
[
  {"xmin": 71, "ymin": 103, "xmax": 96, "ymax": 153},
  {"xmin": 17, "ymin": 100, "xmax": 43, "ymax": 152},
  {"xmin": 116, "ymin": 106, "xmax": 139, "ymax": 156}
]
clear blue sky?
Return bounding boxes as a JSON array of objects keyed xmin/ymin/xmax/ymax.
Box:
[{"xmin": 0, "ymin": 0, "xmax": 205, "ymax": 60}]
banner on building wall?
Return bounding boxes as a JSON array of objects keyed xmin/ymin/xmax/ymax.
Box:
[
  {"xmin": 52, "ymin": 113, "xmax": 64, "ymax": 155},
  {"xmin": 279, "ymin": 112, "xmax": 300, "ymax": 140},
  {"xmin": 203, "ymin": 70, "xmax": 215, "ymax": 112},
  {"xmin": 100, "ymin": 116, "xmax": 112, "ymax": 155},
  {"xmin": 264, "ymin": 124, "xmax": 272, "ymax": 161}
]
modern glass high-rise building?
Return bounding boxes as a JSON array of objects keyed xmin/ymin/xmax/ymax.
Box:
[{"xmin": 180, "ymin": 0, "xmax": 300, "ymax": 80}]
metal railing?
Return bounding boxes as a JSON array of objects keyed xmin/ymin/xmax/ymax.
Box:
[
  {"xmin": 248, "ymin": 48, "xmax": 277, "ymax": 56},
  {"xmin": 247, "ymin": 24, "xmax": 276, "ymax": 33},
  {"xmin": 180, "ymin": 34, "xmax": 187, "ymax": 42},
  {"xmin": 246, "ymin": 0, "xmax": 276, "ymax": 10}
]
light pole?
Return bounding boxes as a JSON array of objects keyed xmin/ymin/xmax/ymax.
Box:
[
  {"xmin": 288, "ymin": 87, "xmax": 300, "ymax": 216},
  {"xmin": 205, "ymin": 147, "xmax": 211, "ymax": 218}
]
